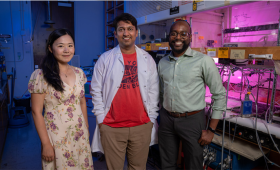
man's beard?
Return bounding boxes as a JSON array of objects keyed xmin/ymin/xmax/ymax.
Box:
[{"xmin": 169, "ymin": 41, "xmax": 189, "ymax": 54}]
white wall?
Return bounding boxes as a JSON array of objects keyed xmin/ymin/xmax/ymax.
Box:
[
  {"xmin": 223, "ymin": 1, "xmax": 280, "ymax": 47},
  {"xmin": 0, "ymin": 1, "xmax": 34, "ymax": 98},
  {"xmin": 74, "ymin": 1, "xmax": 105, "ymax": 67},
  {"xmin": 185, "ymin": 12, "xmax": 223, "ymax": 48},
  {"xmin": 137, "ymin": 21, "xmax": 169, "ymax": 44}
]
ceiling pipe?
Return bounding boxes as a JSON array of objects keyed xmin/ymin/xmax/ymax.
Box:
[{"xmin": 44, "ymin": 1, "xmax": 55, "ymax": 24}]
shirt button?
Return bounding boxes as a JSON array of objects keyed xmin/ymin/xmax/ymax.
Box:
[
  {"xmin": 173, "ymin": 87, "xmax": 175, "ymax": 89},
  {"xmin": 144, "ymin": 86, "xmax": 146, "ymax": 87}
]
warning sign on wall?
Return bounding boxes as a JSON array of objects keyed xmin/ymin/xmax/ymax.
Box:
[
  {"xmin": 193, "ymin": 0, "xmax": 205, "ymax": 11},
  {"xmin": 218, "ymin": 47, "xmax": 229, "ymax": 58},
  {"xmin": 146, "ymin": 43, "xmax": 151, "ymax": 51},
  {"xmin": 207, "ymin": 48, "xmax": 216, "ymax": 57}
]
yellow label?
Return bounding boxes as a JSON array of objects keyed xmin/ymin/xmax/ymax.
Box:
[
  {"xmin": 146, "ymin": 43, "xmax": 151, "ymax": 51},
  {"xmin": 218, "ymin": 47, "xmax": 229, "ymax": 58},
  {"xmin": 193, "ymin": 1, "xmax": 197, "ymax": 11},
  {"xmin": 207, "ymin": 49, "xmax": 216, "ymax": 51},
  {"xmin": 155, "ymin": 44, "xmax": 162, "ymax": 46}
]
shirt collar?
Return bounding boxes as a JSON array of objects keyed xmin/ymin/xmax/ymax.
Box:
[{"xmin": 168, "ymin": 46, "xmax": 193, "ymax": 61}]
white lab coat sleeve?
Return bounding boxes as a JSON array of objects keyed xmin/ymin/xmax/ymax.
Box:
[
  {"xmin": 90, "ymin": 55, "xmax": 106, "ymax": 124},
  {"xmin": 148, "ymin": 55, "xmax": 160, "ymax": 124}
]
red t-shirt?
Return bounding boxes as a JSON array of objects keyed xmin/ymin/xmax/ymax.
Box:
[{"xmin": 103, "ymin": 52, "xmax": 150, "ymax": 127}]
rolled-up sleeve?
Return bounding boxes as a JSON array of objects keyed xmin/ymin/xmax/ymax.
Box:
[{"xmin": 202, "ymin": 56, "xmax": 226, "ymax": 119}]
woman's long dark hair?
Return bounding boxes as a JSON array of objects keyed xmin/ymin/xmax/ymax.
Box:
[{"xmin": 41, "ymin": 28, "xmax": 74, "ymax": 92}]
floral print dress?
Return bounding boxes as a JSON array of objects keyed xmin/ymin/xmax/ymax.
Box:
[{"xmin": 28, "ymin": 67, "xmax": 94, "ymax": 170}]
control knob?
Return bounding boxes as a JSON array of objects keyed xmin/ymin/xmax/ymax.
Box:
[{"xmin": 249, "ymin": 135, "xmax": 253, "ymax": 140}]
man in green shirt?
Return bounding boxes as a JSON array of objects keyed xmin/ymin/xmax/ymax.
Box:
[{"xmin": 158, "ymin": 20, "xmax": 226, "ymax": 170}]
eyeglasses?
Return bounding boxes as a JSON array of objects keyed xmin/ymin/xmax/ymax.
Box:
[{"xmin": 170, "ymin": 31, "xmax": 191, "ymax": 38}]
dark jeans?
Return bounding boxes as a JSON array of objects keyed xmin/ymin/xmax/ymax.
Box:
[{"xmin": 158, "ymin": 107, "xmax": 205, "ymax": 170}]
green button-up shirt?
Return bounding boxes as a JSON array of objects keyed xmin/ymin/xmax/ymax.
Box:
[{"xmin": 158, "ymin": 47, "xmax": 226, "ymax": 119}]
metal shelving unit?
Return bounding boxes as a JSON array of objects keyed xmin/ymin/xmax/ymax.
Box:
[{"xmin": 105, "ymin": 1, "xmax": 124, "ymax": 51}]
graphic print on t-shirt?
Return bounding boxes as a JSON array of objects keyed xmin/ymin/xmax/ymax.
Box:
[
  {"xmin": 120, "ymin": 60, "xmax": 139, "ymax": 89},
  {"xmin": 103, "ymin": 52, "xmax": 150, "ymax": 127}
]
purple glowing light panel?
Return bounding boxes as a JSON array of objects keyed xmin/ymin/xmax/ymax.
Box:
[{"xmin": 230, "ymin": 1, "xmax": 280, "ymax": 45}]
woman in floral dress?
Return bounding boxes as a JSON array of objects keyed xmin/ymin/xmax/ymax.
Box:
[{"xmin": 28, "ymin": 29, "xmax": 94, "ymax": 170}]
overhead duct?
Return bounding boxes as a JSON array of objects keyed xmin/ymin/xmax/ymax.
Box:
[{"xmin": 44, "ymin": 1, "xmax": 55, "ymax": 24}]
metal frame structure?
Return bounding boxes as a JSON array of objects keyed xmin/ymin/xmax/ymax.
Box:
[{"xmin": 218, "ymin": 64, "xmax": 278, "ymax": 170}]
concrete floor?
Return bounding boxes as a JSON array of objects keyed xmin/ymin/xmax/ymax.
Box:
[{"xmin": 0, "ymin": 106, "xmax": 158, "ymax": 170}]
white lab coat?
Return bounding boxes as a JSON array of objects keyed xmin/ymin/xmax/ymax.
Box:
[{"xmin": 90, "ymin": 45, "xmax": 160, "ymax": 153}]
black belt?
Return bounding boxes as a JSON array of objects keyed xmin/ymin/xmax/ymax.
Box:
[{"xmin": 167, "ymin": 109, "xmax": 202, "ymax": 118}]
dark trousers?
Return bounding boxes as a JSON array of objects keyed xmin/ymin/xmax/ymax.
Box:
[{"xmin": 158, "ymin": 107, "xmax": 205, "ymax": 170}]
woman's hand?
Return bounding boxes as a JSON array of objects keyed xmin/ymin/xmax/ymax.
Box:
[{"xmin": 42, "ymin": 143, "xmax": 55, "ymax": 162}]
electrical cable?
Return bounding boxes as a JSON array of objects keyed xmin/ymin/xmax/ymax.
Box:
[
  {"xmin": 265, "ymin": 108, "xmax": 269, "ymax": 125},
  {"xmin": 245, "ymin": 76, "xmax": 250, "ymax": 93},
  {"xmin": 251, "ymin": 93, "xmax": 269, "ymax": 170},
  {"xmin": 251, "ymin": 93, "xmax": 280, "ymax": 169},
  {"xmin": 264, "ymin": 108, "xmax": 280, "ymax": 154},
  {"xmin": 203, "ymin": 99, "xmax": 213, "ymax": 159},
  {"xmin": 230, "ymin": 118, "xmax": 238, "ymax": 144},
  {"xmin": 228, "ymin": 108, "xmax": 239, "ymax": 156},
  {"xmin": 221, "ymin": 66, "xmax": 231, "ymax": 170},
  {"xmin": 275, "ymin": 100, "xmax": 280, "ymax": 107},
  {"xmin": 214, "ymin": 163, "xmax": 221, "ymax": 170},
  {"xmin": 227, "ymin": 66, "xmax": 243, "ymax": 157},
  {"xmin": 229, "ymin": 83, "xmax": 247, "ymax": 94},
  {"xmin": 228, "ymin": 118, "xmax": 231, "ymax": 156},
  {"xmin": 220, "ymin": 65, "xmax": 225, "ymax": 75},
  {"xmin": 245, "ymin": 75, "xmax": 278, "ymax": 169}
]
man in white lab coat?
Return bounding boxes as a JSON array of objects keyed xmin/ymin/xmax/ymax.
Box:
[{"xmin": 90, "ymin": 13, "xmax": 159, "ymax": 170}]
